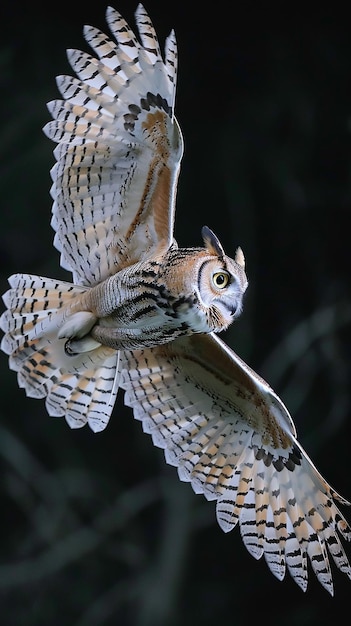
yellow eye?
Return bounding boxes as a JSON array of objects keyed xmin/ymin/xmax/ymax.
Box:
[{"xmin": 212, "ymin": 271, "xmax": 230, "ymax": 289}]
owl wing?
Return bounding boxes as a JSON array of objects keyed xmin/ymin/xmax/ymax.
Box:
[
  {"xmin": 43, "ymin": 4, "xmax": 183, "ymax": 286},
  {"xmin": 120, "ymin": 332, "xmax": 351, "ymax": 594}
]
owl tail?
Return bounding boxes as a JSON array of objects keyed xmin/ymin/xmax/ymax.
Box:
[{"xmin": 0, "ymin": 274, "xmax": 119, "ymax": 432}]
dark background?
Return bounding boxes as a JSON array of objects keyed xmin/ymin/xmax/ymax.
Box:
[{"xmin": 1, "ymin": 1, "xmax": 351, "ymax": 624}]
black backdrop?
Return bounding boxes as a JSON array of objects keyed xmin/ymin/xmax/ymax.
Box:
[{"xmin": 1, "ymin": 1, "xmax": 351, "ymax": 625}]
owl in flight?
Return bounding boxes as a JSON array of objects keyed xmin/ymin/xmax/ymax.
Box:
[{"xmin": 1, "ymin": 3, "xmax": 350, "ymax": 595}]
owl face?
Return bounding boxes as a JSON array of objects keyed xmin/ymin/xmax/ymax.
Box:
[
  {"xmin": 197, "ymin": 254, "xmax": 248, "ymax": 331},
  {"xmin": 195, "ymin": 225, "xmax": 248, "ymax": 332}
]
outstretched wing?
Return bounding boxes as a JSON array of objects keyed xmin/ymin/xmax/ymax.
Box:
[
  {"xmin": 43, "ymin": 4, "xmax": 183, "ymax": 286},
  {"xmin": 120, "ymin": 332, "xmax": 351, "ymax": 594}
]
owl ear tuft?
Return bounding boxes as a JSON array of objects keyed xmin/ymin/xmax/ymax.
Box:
[
  {"xmin": 201, "ymin": 226, "xmax": 225, "ymax": 259},
  {"xmin": 235, "ymin": 246, "xmax": 245, "ymax": 269}
]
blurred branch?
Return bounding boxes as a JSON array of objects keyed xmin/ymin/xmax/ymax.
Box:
[
  {"xmin": 75, "ymin": 472, "xmax": 194, "ymax": 626},
  {"xmin": 259, "ymin": 301, "xmax": 351, "ymax": 455},
  {"xmin": 134, "ymin": 473, "xmax": 193, "ymax": 626},
  {"xmin": 0, "ymin": 423, "xmax": 75, "ymax": 542},
  {"xmin": 0, "ymin": 423, "xmax": 161, "ymax": 589},
  {"xmin": 74, "ymin": 579, "xmax": 137, "ymax": 626},
  {"xmin": 260, "ymin": 300, "xmax": 351, "ymax": 386}
]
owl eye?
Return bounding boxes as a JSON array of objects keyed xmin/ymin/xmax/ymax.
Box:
[{"xmin": 212, "ymin": 271, "xmax": 230, "ymax": 289}]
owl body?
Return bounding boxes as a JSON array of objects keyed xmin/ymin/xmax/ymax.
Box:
[
  {"xmin": 1, "ymin": 3, "xmax": 350, "ymax": 595},
  {"xmin": 49, "ymin": 234, "xmax": 248, "ymax": 355}
]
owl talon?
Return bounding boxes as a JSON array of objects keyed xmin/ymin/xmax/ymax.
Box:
[
  {"xmin": 64, "ymin": 337, "xmax": 101, "ymax": 356},
  {"xmin": 64, "ymin": 339, "xmax": 78, "ymax": 356}
]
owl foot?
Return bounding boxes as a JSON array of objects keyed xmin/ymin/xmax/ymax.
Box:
[{"xmin": 64, "ymin": 336, "xmax": 102, "ymax": 356}]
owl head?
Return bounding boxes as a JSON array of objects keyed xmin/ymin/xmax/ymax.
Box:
[{"xmin": 198, "ymin": 225, "xmax": 248, "ymax": 332}]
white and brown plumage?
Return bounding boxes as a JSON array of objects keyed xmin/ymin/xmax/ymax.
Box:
[{"xmin": 0, "ymin": 4, "xmax": 350, "ymax": 595}]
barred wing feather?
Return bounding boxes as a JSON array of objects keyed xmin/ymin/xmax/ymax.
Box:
[
  {"xmin": 43, "ymin": 4, "xmax": 183, "ymax": 286},
  {"xmin": 120, "ymin": 332, "xmax": 351, "ymax": 594}
]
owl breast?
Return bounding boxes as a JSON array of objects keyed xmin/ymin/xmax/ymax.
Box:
[{"xmin": 89, "ymin": 267, "xmax": 212, "ymax": 350}]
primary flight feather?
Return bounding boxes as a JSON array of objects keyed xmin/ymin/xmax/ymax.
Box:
[{"xmin": 1, "ymin": 3, "xmax": 350, "ymax": 595}]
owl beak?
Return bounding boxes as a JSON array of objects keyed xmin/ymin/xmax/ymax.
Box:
[
  {"xmin": 230, "ymin": 304, "xmax": 241, "ymax": 318},
  {"xmin": 222, "ymin": 299, "xmax": 241, "ymax": 318}
]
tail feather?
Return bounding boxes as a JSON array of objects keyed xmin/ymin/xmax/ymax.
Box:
[
  {"xmin": 44, "ymin": 349, "xmax": 120, "ymax": 431},
  {"xmin": 1, "ymin": 273, "xmax": 119, "ymax": 432},
  {"xmin": 1, "ymin": 274, "xmax": 85, "ymax": 354}
]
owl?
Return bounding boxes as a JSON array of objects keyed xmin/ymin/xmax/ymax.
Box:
[{"xmin": 1, "ymin": 3, "xmax": 350, "ymax": 595}]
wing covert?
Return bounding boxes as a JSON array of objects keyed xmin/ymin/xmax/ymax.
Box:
[{"xmin": 43, "ymin": 4, "xmax": 183, "ymax": 286}]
